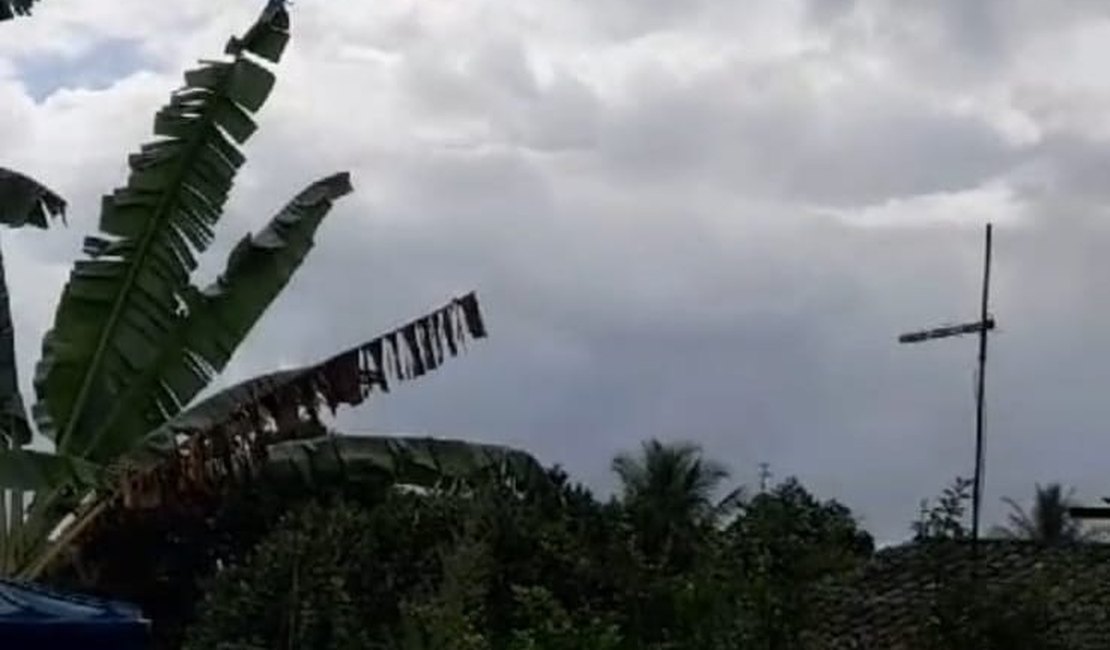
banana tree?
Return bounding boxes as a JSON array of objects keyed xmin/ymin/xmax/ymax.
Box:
[{"xmin": 0, "ymin": 2, "xmax": 491, "ymax": 580}]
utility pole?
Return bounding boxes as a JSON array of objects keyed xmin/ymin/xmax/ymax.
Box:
[
  {"xmin": 973, "ymin": 224, "xmax": 992, "ymax": 547},
  {"xmin": 898, "ymin": 223, "xmax": 995, "ymax": 553}
]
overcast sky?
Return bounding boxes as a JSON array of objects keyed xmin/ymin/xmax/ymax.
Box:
[{"xmin": 5, "ymin": 0, "xmax": 1110, "ymax": 542}]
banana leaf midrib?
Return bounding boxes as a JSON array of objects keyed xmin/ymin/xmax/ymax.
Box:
[
  {"xmin": 65, "ymin": 67, "xmax": 251, "ymax": 458},
  {"xmin": 82, "ymin": 174, "xmax": 350, "ymax": 461},
  {"xmin": 79, "ymin": 307, "xmax": 193, "ymax": 460}
]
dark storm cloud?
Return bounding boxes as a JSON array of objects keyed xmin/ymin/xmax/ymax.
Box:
[
  {"xmin": 9, "ymin": 0, "xmax": 1110, "ymax": 542},
  {"xmin": 591, "ymin": 68, "xmax": 1024, "ymax": 206}
]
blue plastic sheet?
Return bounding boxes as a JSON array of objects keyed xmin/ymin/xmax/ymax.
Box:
[{"xmin": 0, "ymin": 579, "xmax": 148, "ymax": 649}]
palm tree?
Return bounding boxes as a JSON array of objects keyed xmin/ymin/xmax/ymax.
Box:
[
  {"xmin": 992, "ymin": 483, "xmax": 1093, "ymax": 544},
  {"xmin": 0, "ymin": 3, "xmax": 496, "ymax": 580},
  {"xmin": 612, "ymin": 439, "xmax": 741, "ymax": 560}
]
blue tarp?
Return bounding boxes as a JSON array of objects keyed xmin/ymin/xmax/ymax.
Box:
[{"xmin": 0, "ymin": 579, "xmax": 148, "ymax": 649}]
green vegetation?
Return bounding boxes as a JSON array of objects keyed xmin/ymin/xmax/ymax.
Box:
[
  {"xmin": 175, "ymin": 445, "xmax": 873, "ymax": 650},
  {"xmin": 178, "ymin": 446, "xmax": 1099, "ymax": 650},
  {"xmin": 908, "ymin": 479, "xmax": 1090, "ymax": 650}
]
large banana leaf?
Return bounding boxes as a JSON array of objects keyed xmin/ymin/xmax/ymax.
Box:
[
  {"xmin": 142, "ymin": 291, "xmax": 487, "ymax": 453},
  {"xmin": 0, "ymin": 168, "xmax": 66, "ymax": 229},
  {"xmin": 79, "ymin": 172, "xmax": 352, "ymax": 464},
  {"xmin": 0, "ymin": 167, "xmax": 64, "ymax": 564},
  {"xmin": 0, "ymin": 448, "xmax": 98, "ymax": 491},
  {"xmin": 261, "ymin": 434, "xmax": 549, "ymax": 492},
  {"xmin": 0, "ymin": 0, "xmax": 37, "ymax": 20},
  {"xmin": 33, "ymin": 2, "xmax": 291, "ymax": 461},
  {"xmin": 128, "ymin": 293, "xmax": 487, "ymax": 477},
  {"xmin": 16, "ymin": 293, "xmax": 488, "ymax": 576},
  {"xmin": 0, "ymin": 168, "xmax": 65, "ymax": 446}
]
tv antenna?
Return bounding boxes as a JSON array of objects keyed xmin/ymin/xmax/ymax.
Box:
[{"xmin": 898, "ymin": 223, "xmax": 995, "ymax": 552}]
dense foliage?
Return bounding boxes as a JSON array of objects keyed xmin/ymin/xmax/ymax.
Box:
[
  {"xmin": 179, "ymin": 447, "xmax": 874, "ymax": 650},
  {"xmin": 908, "ymin": 478, "xmax": 1089, "ymax": 650},
  {"xmin": 727, "ymin": 478, "xmax": 875, "ymax": 649},
  {"xmin": 172, "ymin": 454, "xmax": 1108, "ymax": 650}
]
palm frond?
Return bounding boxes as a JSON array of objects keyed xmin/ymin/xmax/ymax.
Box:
[
  {"xmin": 998, "ymin": 484, "xmax": 1085, "ymax": 544},
  {"xmin": 1001, "ymin": 495, "xmax": 1036, "ymax": 538},
  {"xmin": 613, "ymin": 438, "xmax": 732, "ymax": 523},
  {"xmin": 611, "ymin": 453, "xmax": 647, "ymax": 496},
  {"xmin": 32, "ymin": 3, "xmax": 290, "ymax": 461},
  {"xmin": 712, "ymin": 485, "xmax": 746, "ymax": 520},
  {"xmin": 987, "ymin": 524, "xmax": 1018, "ymax": 539}
]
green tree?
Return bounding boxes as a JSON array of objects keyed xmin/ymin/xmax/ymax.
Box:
[
  {"xmin": 185, "ymin": 464, "xmax": 639, "ymax": 650},
  {"xmin": 992, "ymin": 483, "xmax": 1092, "ymax": 545},
  {"xmin": 727, "ymin": 477, "xmax": 874, "ymax": 650},
  {"xmin": 611, "ymin": 439, "xmax": 739, "ymax": 563},
  {"xmin": 184, "ymin": 500, "xmax": 389, "ymax": 650},
  {"xmin": 183, "ymin": 449, "xmax": 887, "ymax": 650},
  {"xmin": 395, "ymin": 514, "xmax": 494, "ymax": 650},
  {"xmin": 913, "ymin": 476, "xmax": 973, "ymax": 541},
  {"xmin": 505, "ymin": 585, "xmax": 623, "ymax": 650},
  {"xmin": 0, "ymin": 2, "xmax": 489, "ymax": 582}
]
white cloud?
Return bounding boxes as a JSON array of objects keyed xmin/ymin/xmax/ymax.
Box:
[{"xmin": 824, "ymin": 181, "xmax": 1029, "ymax": 228}]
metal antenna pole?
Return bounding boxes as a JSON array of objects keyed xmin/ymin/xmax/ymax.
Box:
[
  {"xmin": 898, "ymin": 223, "xmax": 996, "ymax": 559},
  {"xmin": 972, "ymin": 223, "xmax": 992, "ymax": 550}
]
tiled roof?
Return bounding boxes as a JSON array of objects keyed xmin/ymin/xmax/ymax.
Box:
[{"xmin": 802, "ymin": 541, "xmax": 1110, "ymax": 649}]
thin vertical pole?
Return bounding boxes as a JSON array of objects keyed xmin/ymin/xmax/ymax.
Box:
[
  {"xmin": 0, "ymin": 436, "xmax": 7, "ymax": 568},
  {"xmin": 972, "ymin": 223, "xmax": 992, "ymax": 551}
]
